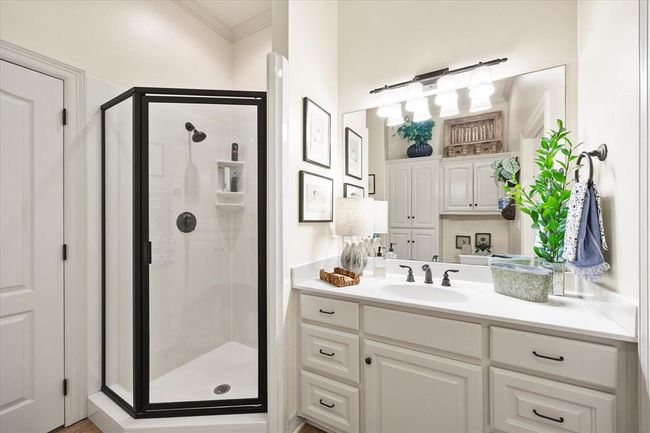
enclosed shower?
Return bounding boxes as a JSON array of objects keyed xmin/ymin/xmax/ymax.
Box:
[{"xmin": 101, "ymin": 88, "xmax": 266, "ymax": 417}]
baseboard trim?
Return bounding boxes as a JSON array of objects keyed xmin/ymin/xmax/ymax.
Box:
[{"xmin": 288, "ymin": 412, "xmax": 305, "ymax": 433}]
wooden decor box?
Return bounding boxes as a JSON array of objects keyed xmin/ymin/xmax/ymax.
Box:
[{"xmin": 443, "ymin": 111, "xmax": 503, "ymax": 158}]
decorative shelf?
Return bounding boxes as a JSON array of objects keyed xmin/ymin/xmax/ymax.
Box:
[{"xmin": 215, "ymin": 160, "xmax": 244, "ymax": 168}]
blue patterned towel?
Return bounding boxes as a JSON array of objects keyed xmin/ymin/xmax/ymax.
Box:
[{"xmin": 563, "ymin": 182, "xmax": 609, "ymax": 281}]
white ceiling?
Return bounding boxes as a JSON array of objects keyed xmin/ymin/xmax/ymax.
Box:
[{"xmin": 173, "ymin": 0, "xmax": 271, "ymax": 42}]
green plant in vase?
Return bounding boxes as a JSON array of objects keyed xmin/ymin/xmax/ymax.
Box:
[
  {"xmin": 504, "ymin": 119, "xmax": 580, "ymax": 295},
  {"xmin": 394, "ymin": 116, "xmax": 435, "ymax": 158}
]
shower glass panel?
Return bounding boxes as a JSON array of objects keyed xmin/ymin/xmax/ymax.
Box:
[
  {"xmin": 103, "ymin": 97, "xmax": 134, "ymax": 406},
  {"xmin": 147, "ymin": 101, "xmax": 259, "ymax": 404},
  {"xmin": 101, "ymin": 88, "xmax": 266, "ymax": 418}
]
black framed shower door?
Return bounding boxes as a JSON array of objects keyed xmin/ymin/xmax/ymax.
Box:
[{"xmin": 100, "ymin": 87, "xmax": 267, "ymax": 418}]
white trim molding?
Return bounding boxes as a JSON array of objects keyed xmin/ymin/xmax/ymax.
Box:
[
  {"xmin": 0, "ymin": 39, "xmax": 87, "ymax": 426},
  {"xmin": 172, "ymin": 0, "xmax": 271, "ymax": 43},
  {"xmin": 639, "ymin": 0, "xmax": 650, "ymax": 430}
]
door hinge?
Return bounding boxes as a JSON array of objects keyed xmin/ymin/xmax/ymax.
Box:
[
  {"xmin": 63, "ymin": 378, "xmax": 68, "ymax": 396},
  {"xmin": 62, "ymin": 108, "xmax": 67, "ymax": 126},
  {"xmin": 62, "ymin": 244, "xmax": 68, "ymax": 261}
]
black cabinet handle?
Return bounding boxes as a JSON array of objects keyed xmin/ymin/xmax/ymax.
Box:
[
  {"xmin": 318, "ymin": 309, "xmax": 335, "ymax": 315},
  {"xmin": 319, "ymin": 399, "xmax": 335, "ymax": 409},
  {"xmin": 319, "ymin": 349, "xmax": 335, "ymax": 357},
  {"xmin": 469, "ymin": 203, "xmax": 473, "ymax": 207},
  {"xmin": 532, "ymin": 351, "xmax": 564, "ymax": 362},
  {"xmin": 407, "ymin": 216, "xmax": 410, "ymax": 219},
  {"xmin": 474, "ymin": 203, "xmax": 478, "ymax": 206},
  {"xmin": 412, "ymin": 239, "xmax": 415, "ymax": 244},
  {"xmin": 412, "ymin": 215, "xmax": 415, "ymax": 219},
  {"xmin": 365, "ymin": 357, "xmax": 372, "ymax": 365},
  {"xmin": 533, "ymin": 409, "xmax": 564, "ymax": 423}
]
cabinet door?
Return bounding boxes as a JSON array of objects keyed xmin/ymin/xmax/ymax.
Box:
[
  {"xmin": 364, "ymin": 340, "xmax": 483, "ymax": 433},
  {"xmin": 388, "ymin": 228, "xmax": 411, "ymax": 260},
  {"xmin": 388, "ymin": 165, "xmax": 411, "ymax": 227},
  {"xmin": 411, "ymin": 229, "xmax": 439, "ymax": 261},
  {"xmin": 473, "ymin": 160, "xmax": 500, "ymax": 212},
  {"xmin": 411, "ymin": 162, "xmax": 439, "ymax": 228},
  {"xmin": 443, "ymin": 163, "xmax": 473, "ymax": 212}
]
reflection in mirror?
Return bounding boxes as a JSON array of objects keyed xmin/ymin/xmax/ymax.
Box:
[{"xmin": 342, "ymin": 65, "xmax": 566, "ymax": 265}]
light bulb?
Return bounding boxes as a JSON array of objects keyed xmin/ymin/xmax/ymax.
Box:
[
  {"xmin": 469, "ymin": 66, "xmax": 495, "ymax": 98},
  {"xmin": 387, "ymin": 110, "xmax": 404, "ymax": 127}
]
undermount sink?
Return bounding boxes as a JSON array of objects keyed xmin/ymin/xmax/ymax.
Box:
[{"xmin": 381, "ymin": 284, "xmax": 469, "ymax": 303}]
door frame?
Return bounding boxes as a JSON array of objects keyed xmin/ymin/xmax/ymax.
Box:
[{"xmin": 1, "ymin": 40, "xmax": 87, "ymax": 426}]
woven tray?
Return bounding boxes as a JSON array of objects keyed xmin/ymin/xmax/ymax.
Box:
[{"xmin": 319, "ymin": 267, "xmax": 361, "ymax": 287}]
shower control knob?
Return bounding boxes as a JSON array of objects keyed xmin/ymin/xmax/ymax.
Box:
[
  {"xmin": 176, "ymin": 211, "xmax": 197, "ymax": 233},
  {"xmin": 365, "ymin": 357, "xmax": 372, "ymax": 365}
]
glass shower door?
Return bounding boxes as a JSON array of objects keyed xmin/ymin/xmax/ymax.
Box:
[{"xmin": 142, "ymin": 92, "xmax": 266, "ymax": 414}]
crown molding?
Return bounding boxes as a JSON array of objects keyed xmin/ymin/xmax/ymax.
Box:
[
  {"xmin": 172, "ymin": 0, "xmax": 271, "ymax": 43},
  {"xmin": 172, "ymin": 0, "xmax": 232, "ymax": 42},
  {"xmin": 232, "ymin": 10, "xmax": 272, "ymax": 42}
]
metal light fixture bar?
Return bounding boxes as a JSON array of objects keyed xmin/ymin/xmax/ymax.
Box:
[{"xmin": 369, "ymin": 58, "xmax": 508, "ymax": 94}]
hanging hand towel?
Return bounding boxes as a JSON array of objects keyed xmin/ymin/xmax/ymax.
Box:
[{"xmin": 563, "ymin": 182, "xmax": 609, "ymax": 281}]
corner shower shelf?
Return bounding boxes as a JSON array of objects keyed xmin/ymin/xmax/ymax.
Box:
[{"xmin": 216, "ymin": 160, "xmax": 245, "ymax": 208}]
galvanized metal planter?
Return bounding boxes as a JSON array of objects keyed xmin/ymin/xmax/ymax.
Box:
[{"xmin": 490, "ymin": 263, "xmax": 553, "ymax": 303}]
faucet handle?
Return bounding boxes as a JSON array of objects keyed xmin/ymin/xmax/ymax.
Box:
[
  {"xmin": 399, "ymin": 264, "xmax": 413, "ymax": 272},
  {"xmin": 399, "ymin": 265, "xmax": 415, "ymax": 282},
  {"xmin": 421, "ymin": 264, "xmax": 430, "ymax": 271},
  {"xmin": 443, "ymin": 269, "xmax": 459, "ymax": 277}
]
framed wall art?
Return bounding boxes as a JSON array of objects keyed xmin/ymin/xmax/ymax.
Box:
[
  {"xmin": 345, "ymin": 127, "xmax": 362, "ymax": 179},
  {"xmin": 299, "ymin": 170, "xmax": 333, "ymax": 222},
  {"xmin": 303, "ymin": 97, "xmax": 331, "ymax": 168},
  {"xmin": 368, "ymin": 174, "xmax": 376, "ymax": 194},
  {"xmin": 344, "ymin": 183, "xmax": 364, "ymax": 198}
]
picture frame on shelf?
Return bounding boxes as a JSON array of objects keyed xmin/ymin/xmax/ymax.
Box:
[
  {"xmin": 303, "ymin": 97, "xmax": 331, "ymax": 168},
  {"xmin": 368, "ymin": 174, "xmax": 376, "ymax": 195},
  {"xmin": 456, "ymin": 235, "xmax": 471, "ymax": 249},
  {"xmin": 475, "ymin": 232, "xmax": 492, "ymax": 247},
  {"xmin": 299, "ymin": 170, "xmax": 333, "ymax": 222},
  {"xmin": 345, "ymin": 127, "xmax": 363, "ymax": 179},
  {"xmin": 344, "ymin": 183, "xmax": 365, "ymax": 198}
]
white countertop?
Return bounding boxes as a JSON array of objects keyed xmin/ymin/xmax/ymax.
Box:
[{"xmin": 294, "ymin": 273, "xmax": 637, "ymax": 343}]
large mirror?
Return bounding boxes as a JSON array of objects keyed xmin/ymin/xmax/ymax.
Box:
[{"xmin": 342, "ymin": 65, "xmax": 566, "ymax": 265}]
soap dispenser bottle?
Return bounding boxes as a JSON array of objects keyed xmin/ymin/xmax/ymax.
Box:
[
  {"xmin": 374, "ymin": 246, "xmax": 386, "ymax": 278},
  {"xmin": 386, "ymin": 242, "xmax": 397, "ymax": 259}
]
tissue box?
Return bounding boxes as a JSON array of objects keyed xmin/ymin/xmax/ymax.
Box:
[{"xmin": 490, "ymin": 263, "xmax": 553, "ymax": 302}]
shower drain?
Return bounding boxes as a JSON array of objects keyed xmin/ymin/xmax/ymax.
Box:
[{"xmin": 213, "ymin": 384, "xmax": 231, "ymax": 395}]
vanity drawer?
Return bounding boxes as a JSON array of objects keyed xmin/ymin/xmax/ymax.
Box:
[
  {"xmin": 301, "ymin": 323, "xmax": 360, "ymax": 383},
  {"xmin": 491, "ymin": 367, "xmax": 616, "ymax": 433},
  {"xmin": 490, "ymin": 327, "xmax": 618, "ymax": 389},
  {"xmin": 363, "ymin": 306, "xmax": 483, "ymax": 359},
  {"xmin": 300, "ymin": 369, "xmax": 359, "ymax": 433},
  {"xmin": 301, "ymin": 294, "xmax": 359, "ymax": 331}
]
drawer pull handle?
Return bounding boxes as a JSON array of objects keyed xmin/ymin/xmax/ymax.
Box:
[
  {"xmin": 319, "ymin": 399, "xmax": 335, "ymax": 409},
  {"xmin": 533, "ymin": 409, "xmax": 564, "ymax": 424},
  {"xmin": 532, "ymin": 351, "xmax": 564, "ymax": 362},
  {"xmin": 318, "ymin": 309, "xmax": 335, "ymax": 315},
  {"xmin": 319, "ymin": 349, "xmax": 335, "ymax": 357}
]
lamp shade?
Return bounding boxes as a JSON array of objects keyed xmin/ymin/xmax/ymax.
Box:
[
  {"xmin": 335, "ymin": 198, "xmax": 375, "ymax": 237},
  {"xmin": 373, "ymin": 200, "xmax": 388, "ymax": 234}
]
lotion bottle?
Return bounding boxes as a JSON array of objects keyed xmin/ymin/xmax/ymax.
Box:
[
  {"xmin": 386, "ymin": 242, "xmax": 397, "ymax": 259},
  {"xmin": 374, "ymin": 246, "xmax": 386, "ymax": 278}
]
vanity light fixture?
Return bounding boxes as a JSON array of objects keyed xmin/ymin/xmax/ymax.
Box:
[
  {"xmin": 386, "ymin": 104, "xmax": 405, "ymax": 126},
  {"xmin": 469, "ymin": 65, "xmax": 495, "ymax": 112},
  {"xmin": 413, "ymin": 108, "xmax": 432, "ymax": 122},
  {"xmin": 404, "ymin": 82, "xmax": 425, "ymax": 112},
  {"xmin": 434, "ymin": 75, "xmax": 460, "ymax": 118}
]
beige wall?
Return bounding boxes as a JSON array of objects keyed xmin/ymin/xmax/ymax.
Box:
[
  {"xmin": 577, "ymin": 0, "xmax": 640, "ymax": 304},
  {"xmin": 284, "ymin": 0, "xmax": 339, "ymax": 418},
  {"xmin": 338, "ymin": 0, "xmax": 577, "ymax": 134},
  {"xmin": 440, "ymin": 216, "xmax": 511, "ymax": 263},
  {"xmin": 232, "ymin": 26, "xmax": 272, "ymax": 91}
]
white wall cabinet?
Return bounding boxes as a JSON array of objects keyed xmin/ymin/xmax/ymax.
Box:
[
  {"xmin": 387, "ymin": 158, "xmax": 439, "ymax": 229},
  {"xmin": 388, "ymin": 228, "xmax": 438, "ymax": 261},
  {"xmin": 364, "ymin": 339, "xmax": 483, "ymax": 433},
  {"xmin": 442, "ymin": 155, "xmax": 506, "ymax": 213}
]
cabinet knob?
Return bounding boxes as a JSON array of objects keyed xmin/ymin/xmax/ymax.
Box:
[
  {"xmin": 412, "ymin": 240, "xmax": 416, "ymax": 244},
  {"xmin": 412, "ymin": 215, "xmax": 415, "ymax": 219},
  {"xmin": 407, "ymin": 240, "xmax": 410, "ymax": 243},
  {"xmin": 475, "ymin": 203, "xmax": 478, "ymax": 207},
  {"xmin": 365, "ymin": 357, "xmax": 372, "ymax": 365},
  {"xmin": 469, "ymin": 203, "xmax": 473, "ymax": 207},
  {"xmin": 407, "ymin": 216, "xmax": 410, "ymax": 219}
]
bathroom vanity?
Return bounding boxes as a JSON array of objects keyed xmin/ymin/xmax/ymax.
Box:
[{"xmin": 293, "ymin": 261, "xmax": 637, "ymax": 433}]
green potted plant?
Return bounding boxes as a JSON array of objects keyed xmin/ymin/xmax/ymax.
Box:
[
  {"xmin": 492, "ymin": 156, "xmax": 520, "ymax": 211},
  {"xmin": 504, "ymin": 119, "xmax": 580, "ymax": 295},
  {"xmin": 394, "ymin": 116, "xmax": 435, "ymax": 158}
]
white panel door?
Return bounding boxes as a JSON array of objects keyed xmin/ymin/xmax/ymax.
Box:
[
  {"xmin": 388, "ymin": 229, "xmax": 411, "ymax": 260},
  {"xmin": 0, "ymin": 60, "xmax": 65, "ymax": 433},
  {"xmin": 473, "ymin": 160, "xmax": 500, "ymax": 211},
  {"xmin": 364, "ymin": 339, "xmax": 483, "ymax": 433},
  {"xmin": 411, "ymin": 162, "xmax": 439, "ymax": 228},
  {"xmin": 388, "ymin": 165, "xmax": 411, "ymax": 227},
  {"xmin": 443, "ymin": 163, "xmax": 473, "ymax": 212},
  {"xmin": 411, "ymin": 229, "xmax": 438, "ymax": 261}
]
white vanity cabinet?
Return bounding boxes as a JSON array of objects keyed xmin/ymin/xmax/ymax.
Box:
[
  {"xmin": 296, "ymin": 292, "xmax": 636, "ymax": 433},
  {"xmin": 442, "ymin": 154, "xmax": 507, "ymax": 213},
  {"xmin": 388, "ymin": 227, "xmax": 437, "ymax": 261}
]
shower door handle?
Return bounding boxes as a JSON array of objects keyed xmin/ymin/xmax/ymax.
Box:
[{"xmin": 145, "ymin": 241, "xmax": 152, "ymax": 264}]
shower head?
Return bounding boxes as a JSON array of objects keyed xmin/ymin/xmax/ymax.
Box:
[{"xmin": 184, "ymin": 122, "xmax": 207, "ymax": 143}]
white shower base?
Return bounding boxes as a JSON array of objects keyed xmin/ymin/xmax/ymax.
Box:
[
  {"xmin": 107, "ymin": 341, "xmax": 258, "ymax": 405},
  {"xmin": 150, "ymin": 341, "xmax": 258, "ymax": 403}
]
